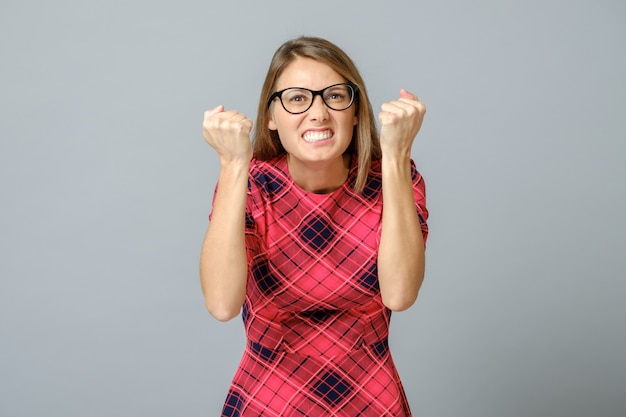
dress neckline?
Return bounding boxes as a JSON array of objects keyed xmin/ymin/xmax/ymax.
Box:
[{"xmin": 273, "ymin": 155, "xmax": 355, "ymax": 201}]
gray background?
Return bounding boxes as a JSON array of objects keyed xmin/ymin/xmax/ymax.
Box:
[{"xmin": 1, "ymin": 0, "xmax": 624, "ymax": 416}]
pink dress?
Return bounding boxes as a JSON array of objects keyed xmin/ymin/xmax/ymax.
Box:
[{"xmin": 216, "ymin": 155, "xmax": 428, "ymax": 416}]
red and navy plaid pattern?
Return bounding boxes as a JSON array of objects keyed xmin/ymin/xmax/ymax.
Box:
[{"xmin": 216, "ymin": 155, "xmax": 428, "ymax": 416}]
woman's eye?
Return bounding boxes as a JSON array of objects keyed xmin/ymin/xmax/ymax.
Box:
[
  {"xmin": 326, "ymin": 93, "xmax": 345, "ymax": 101},
  {"xmin": 285, "ymin": 93, "xmax": 309, "ymax": 103}
]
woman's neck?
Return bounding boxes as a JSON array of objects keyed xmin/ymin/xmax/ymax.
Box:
[{"xmin": 286, "ymin": 154, "xmax": 351, "ymax": 194}]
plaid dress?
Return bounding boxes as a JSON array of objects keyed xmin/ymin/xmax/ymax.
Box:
[{"xmin": 218, "ymin": 155, "xmax": 428, "ymax": 416}]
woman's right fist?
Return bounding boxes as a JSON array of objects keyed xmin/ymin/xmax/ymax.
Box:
[{"xmin": 202, "ymin": 105, "xmax": 253, "ymax": 163}]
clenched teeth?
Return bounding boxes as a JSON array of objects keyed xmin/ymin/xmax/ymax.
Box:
[{"xmin": 302, "ymin": 130, "xmax": 333, "ymax": 142}]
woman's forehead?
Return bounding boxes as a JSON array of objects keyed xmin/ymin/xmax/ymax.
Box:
[{"xmin": 275, "ymin": 57, "xmax": 346, "ymax": 90}]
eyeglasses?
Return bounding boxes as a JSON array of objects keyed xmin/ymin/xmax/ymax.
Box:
[{"xmin": 267, "ymin": 83, "xmax": 358, "ymax": 114}]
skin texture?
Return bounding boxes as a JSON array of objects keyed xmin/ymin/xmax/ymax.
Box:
[
  {"xmin": 200, "ymin": 105, "xmax": 253, "ymax": 321},
  {"xmin": 377, "ymin": 89, "xmax": 427, "ymax": 311},
  {"xmin": 200, "ymin": 59, "xmax": 426, "ymax": 321},
  {"xmin": 267, "ymin": 58, "xmax": 357, "ymax": 194}
]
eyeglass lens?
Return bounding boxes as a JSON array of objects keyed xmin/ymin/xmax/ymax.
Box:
[{"xmin": 281, "ymin": 84, "xmax": 354, "ymax": 114}]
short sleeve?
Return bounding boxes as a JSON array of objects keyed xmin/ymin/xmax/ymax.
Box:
[
  {"xmin": 207, "ymin": 172, "xmax": 262, "ymax": 264},
  {"xmin": 410, "ymin": 160, "xmax": 429, "ymax": 245},
  {"xmin": 244, "ymin": 174, "xmax": 263, "ymax": 259},
  {"xmin": 208, "ymin": 182, "xmax": 219, "ymax": 221}
]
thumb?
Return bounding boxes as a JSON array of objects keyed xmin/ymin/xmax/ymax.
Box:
[
  {"xmin": 205, "ymin": 105, "xmax": 225, "ymax": 117},
  {"xmin": 399, "ymin": 89, "xmax": 417, "ymax": 100}
]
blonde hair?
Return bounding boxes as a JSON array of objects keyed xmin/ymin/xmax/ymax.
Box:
[{"xmin": 253, "ymin": 36, "xmax": 380, "ymax": 194}]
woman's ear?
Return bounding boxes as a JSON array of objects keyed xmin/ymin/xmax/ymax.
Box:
[{"xmin": 268, "ymin": 110, "xmax": 277, "ymax": 131}]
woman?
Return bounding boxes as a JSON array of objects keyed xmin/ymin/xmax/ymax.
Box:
[{"xmin": 201, "ymin": 36, "xmax": 428, "ymax": 416}]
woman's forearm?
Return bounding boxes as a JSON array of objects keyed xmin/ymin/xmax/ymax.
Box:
[
  {"xmin": 377, "ymin": 155, "xmax": 425, "ymax": 311},
  {"xmin": 200, "ymin": 162, "xmax": 250, "ymax": 321}
]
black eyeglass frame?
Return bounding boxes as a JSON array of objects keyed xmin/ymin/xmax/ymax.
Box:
[{"xmin": 267, "ymin": 83, "xmax": 359, "ymax": 114}]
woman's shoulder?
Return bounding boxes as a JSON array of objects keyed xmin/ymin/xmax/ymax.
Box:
[
  {"xmin": 250, "ymin": 155, "xmax": 286, "ymax": 171},
  {"xmin": 354, "ymin": 157, "xmax": 423, "ymax": 198},
  {"xmin": 249, "ymin": 155, "xmax": 289, "ymax": 178},
  {"xmin": 248, "ymin": 155, "xmax": 292, "ymax": 196},
  {"xmin": 366, "ymin": 157, "xmax": 422, "ymax": 180}
]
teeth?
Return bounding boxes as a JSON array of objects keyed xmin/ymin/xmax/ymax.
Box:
[{"xmin": 303, "ymin": 130, "xmax": 333, "ymax": 142}]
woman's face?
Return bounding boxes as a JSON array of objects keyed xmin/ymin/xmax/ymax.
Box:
[{"xmin": 268, "ymin": 57, "xmax": 357, "ymax": 171}]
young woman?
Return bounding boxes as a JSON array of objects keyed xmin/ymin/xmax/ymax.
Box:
[{"xmin": 201, "ymin": 36, "xmax": 428, "ymax": 416}]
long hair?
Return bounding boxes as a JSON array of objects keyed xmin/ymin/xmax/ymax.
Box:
[{"xmin": 253, "ymin": 36, "xmax": 380, "ymax": 194}]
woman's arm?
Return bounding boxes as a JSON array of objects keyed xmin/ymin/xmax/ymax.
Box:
[
  {"xmin": 199, "ymin": 106, "xmax": 253, "ymax": 321},
  {"xmin": 377, "ymin": 90, "xmax": 427, "ymax": 311}
]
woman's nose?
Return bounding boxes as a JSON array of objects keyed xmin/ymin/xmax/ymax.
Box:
[{"xmin": 307, "ymin": 95, "xmax": 329, "ymax": 121}]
